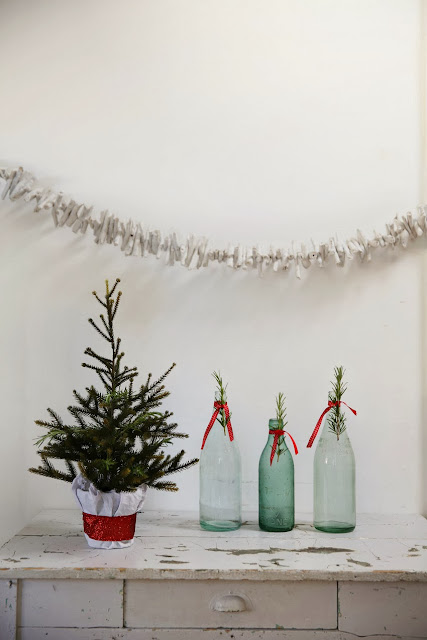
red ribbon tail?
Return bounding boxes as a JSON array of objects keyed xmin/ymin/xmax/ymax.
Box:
[
  {"xmin": 307, "ymin": 400, "xmax": 357, "ymax": 448},
  {"xmin": 307, "ymin": 405, "xmax": 333, "ymax": 448},
  {"xmin": 284, "ymin": 431, "xmax": 299, "ymax": 455},
  {"xmin": 224, "ymin": 405, "xmax": 234, "ymax": 442},
  {"xmin": 342, "ymin": 401, "xmax": 357, "ymax": 416},
  {"xmin": 202, "ymin": 403, "xmax": 235, "ymax": 450},
  {"xmin": 269, "ymin": 433, "xmax": 280, "ymax": 465},
  {"xmin": 201, "ymin": 408, "xmax": 220, "ymax": 450},
  {"xmin": 269, "ymin": 430, "xmax": 298, "ymax": 464}
]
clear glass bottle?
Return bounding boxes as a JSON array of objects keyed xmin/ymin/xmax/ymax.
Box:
[
  {"xmin": 258, "ymin": 419, "xmax": 295, "ymax": 532},
  {"xmin": 313, "ymin": 423, "xmax": 356, "ymax": 533},
  {"xmin": 199, "ymin": 394, "xmax": 242, "ymax": 532}
]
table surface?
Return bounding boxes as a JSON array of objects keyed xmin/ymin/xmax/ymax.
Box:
[{"xmin": 0, "ymin": 510, "xmax": 426, "ymax": 582}]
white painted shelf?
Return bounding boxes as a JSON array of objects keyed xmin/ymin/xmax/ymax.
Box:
[
  {"xmin": 0, "ymin": 509, "xmax": 426, "ymax": 581},
  {"xmin": 0, "ymin": 510, "xmax": 426, "ymax": 639}
]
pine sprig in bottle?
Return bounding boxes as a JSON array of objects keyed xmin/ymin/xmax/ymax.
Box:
[
  {"xmin": 327, "ymin": 366, "xmax": 347, "ymax": 439},
  {"xmin": 212, "ymin": 371, "xmax": 230, "ymax": 434},
  {"xmin": 274, "ymin": 392, "xmax": 288, "ymax": 461}
]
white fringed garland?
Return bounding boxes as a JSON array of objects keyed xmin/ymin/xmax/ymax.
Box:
[{"xmin": 1, "ymin": 165, "xmax": 426, "ymax": 278}]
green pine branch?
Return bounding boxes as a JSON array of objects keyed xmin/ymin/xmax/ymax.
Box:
[
  {"xmin": 275, "ymin": 392, "xmax": 288, "ymax": 428},
  {"xmin": 327, "ymin": 365, "xmax": 347, "ymax": 439},
  {"xmin": 212, "ymin": 371, "xmax": 230, "ymax": 434},
  {"xmin": 273, "ymin": 392, "xmax": 288, "ymax": 461}
]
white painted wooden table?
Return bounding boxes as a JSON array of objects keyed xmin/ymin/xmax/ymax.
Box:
[{"xmin": 0, "ymin": 510, "xmax": 426, "ymax": 639}]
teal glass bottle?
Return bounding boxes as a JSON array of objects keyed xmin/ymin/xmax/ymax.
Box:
[
  {"xmin": 258, "ymin": 419, "xmax": 295, "ymax": 532},
  {"xmin": 313, "ymin": 423, "xmax": 356, "ymax": 533},
  {"xmin": 199, "ymin": 393, "xmax": 242, "ymax": 532}
]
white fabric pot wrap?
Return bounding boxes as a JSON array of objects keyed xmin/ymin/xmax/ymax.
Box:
[{"xmin": 71, "ymin": 474, "xmax": 147, "ymax": 549}]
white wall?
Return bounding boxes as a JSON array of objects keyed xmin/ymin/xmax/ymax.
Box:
[{"xmin": 0, "ymin": 0, "xmax": 424, "ymax": 540}]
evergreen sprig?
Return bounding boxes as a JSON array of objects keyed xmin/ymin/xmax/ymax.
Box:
[
  {"xmin": 212, "ymin": 371, "xmax": 230, "ymax": 434},
  {"xmin": 327, "ymin": 365, "xmax": 347, "ymax": 439},
  {"xmin": 275, "ymin": 392, "xmax": 288, "ymax": 428},
  {"xmin": 274, "ymin": 392, "xmax": 288, "ymax": 460},
  {"xmin": 29, "ymin": 278, "xmax": 198, "ymax": 493}
]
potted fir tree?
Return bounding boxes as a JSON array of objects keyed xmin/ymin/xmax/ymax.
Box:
[{"xmin": 30, "ymin": 278, "xmax": 198, "ymax": 548}]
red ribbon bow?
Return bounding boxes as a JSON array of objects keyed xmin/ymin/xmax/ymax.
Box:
[
  {"xmin": 201, "ymin": 401, "xmax": 234, "ymax": 450},
  {"xmin": 269, "ymin": 429, "xmax": 299, "ymax": 465},
  {"xmin": 82, "ymin": 512, "xmax": 137, "ymax": 541},
  {"xmin": 306, "ymin": 400, "xmax": 357, "ymax": 448}
]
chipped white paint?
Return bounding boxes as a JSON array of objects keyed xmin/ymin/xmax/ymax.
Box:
[
  {"xmin": 0, "ymin": 510, "xmax": 425, "ymax": 582},
  {"xmin": 339, "ymin": 581, "xmax": 427, "ymax": 637},
  {"xmin": 0, "ymin": 579, "xmax": 17, "ymax": 640},
  {"xmin": 1, "ymin": 511, "xmax": 427, "ymax": 639},
  {"xmin": 20, "ymin": 579, "xmax": 124, "ymax": 628},
  {"xmin": 0, "ymin": 166, "xmax": 426, "ymax": 279}
]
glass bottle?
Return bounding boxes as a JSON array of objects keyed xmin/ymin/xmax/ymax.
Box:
[
  {"xmin": 199, "ymin": 393, "xmax": 242, "ymax": 531},
  {"xmin": 313, "ymin": 423, "xmax": 356, "ymax": 533},
  {"xmin": 258, "ymin": 419, "xmax": 295, "ymax": 532}
]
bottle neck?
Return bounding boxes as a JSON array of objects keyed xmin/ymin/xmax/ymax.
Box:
[
  {"xmin": 214, "ymin": 390, "xmax": 227, "ymax": 403},
  {"xmin": 268, "ymin": 418, "xmax": 284, "ymax": 431},
  {"xmin": 213, "ymin": 392, "xmax": 229, "ymax": 436},
  {"xmin": 319, "ymin": 397, "xmax": 353, "ymax": 442},
  {"xmin": 267, "ymin": 419, "xmax": 288, "ymax": 448}
]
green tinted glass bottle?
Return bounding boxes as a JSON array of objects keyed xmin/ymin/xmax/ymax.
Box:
[
  {"xmin": 312, "ymin": 367, "xmax": 356, "ymax": 533},
  {"xmin": 200, "ymin": 374, "xmax": 241, "ymax": 532},
  {"xmin": 313, "ymin": 424, "xmax": 355, "ymax": 532},
  {"xmin": 258, "ymin": 419, "xmax": 295, "ymax": 532},
  {"xmin": 199, "ymin": 412, "xmax": 242, "ymax": 532}
]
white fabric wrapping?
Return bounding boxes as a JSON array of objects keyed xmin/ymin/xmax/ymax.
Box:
[{"xmin": 71, "ymin": 474, "xmax": 147, "ymax": 549}]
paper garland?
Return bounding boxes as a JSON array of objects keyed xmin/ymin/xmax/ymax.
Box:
[{"xmin": 1, "ymin": 165, "xmax": 425, "ymax": 278}]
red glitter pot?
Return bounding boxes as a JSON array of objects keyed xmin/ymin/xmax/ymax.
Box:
[{"xmin": 82, "ymin": 512, "xmax": 137, "ymax": 541}]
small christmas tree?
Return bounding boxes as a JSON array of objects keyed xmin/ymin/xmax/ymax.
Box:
[{"xmin": 30, "ymin": 278, "xmax": 198, "ymax": 493}]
